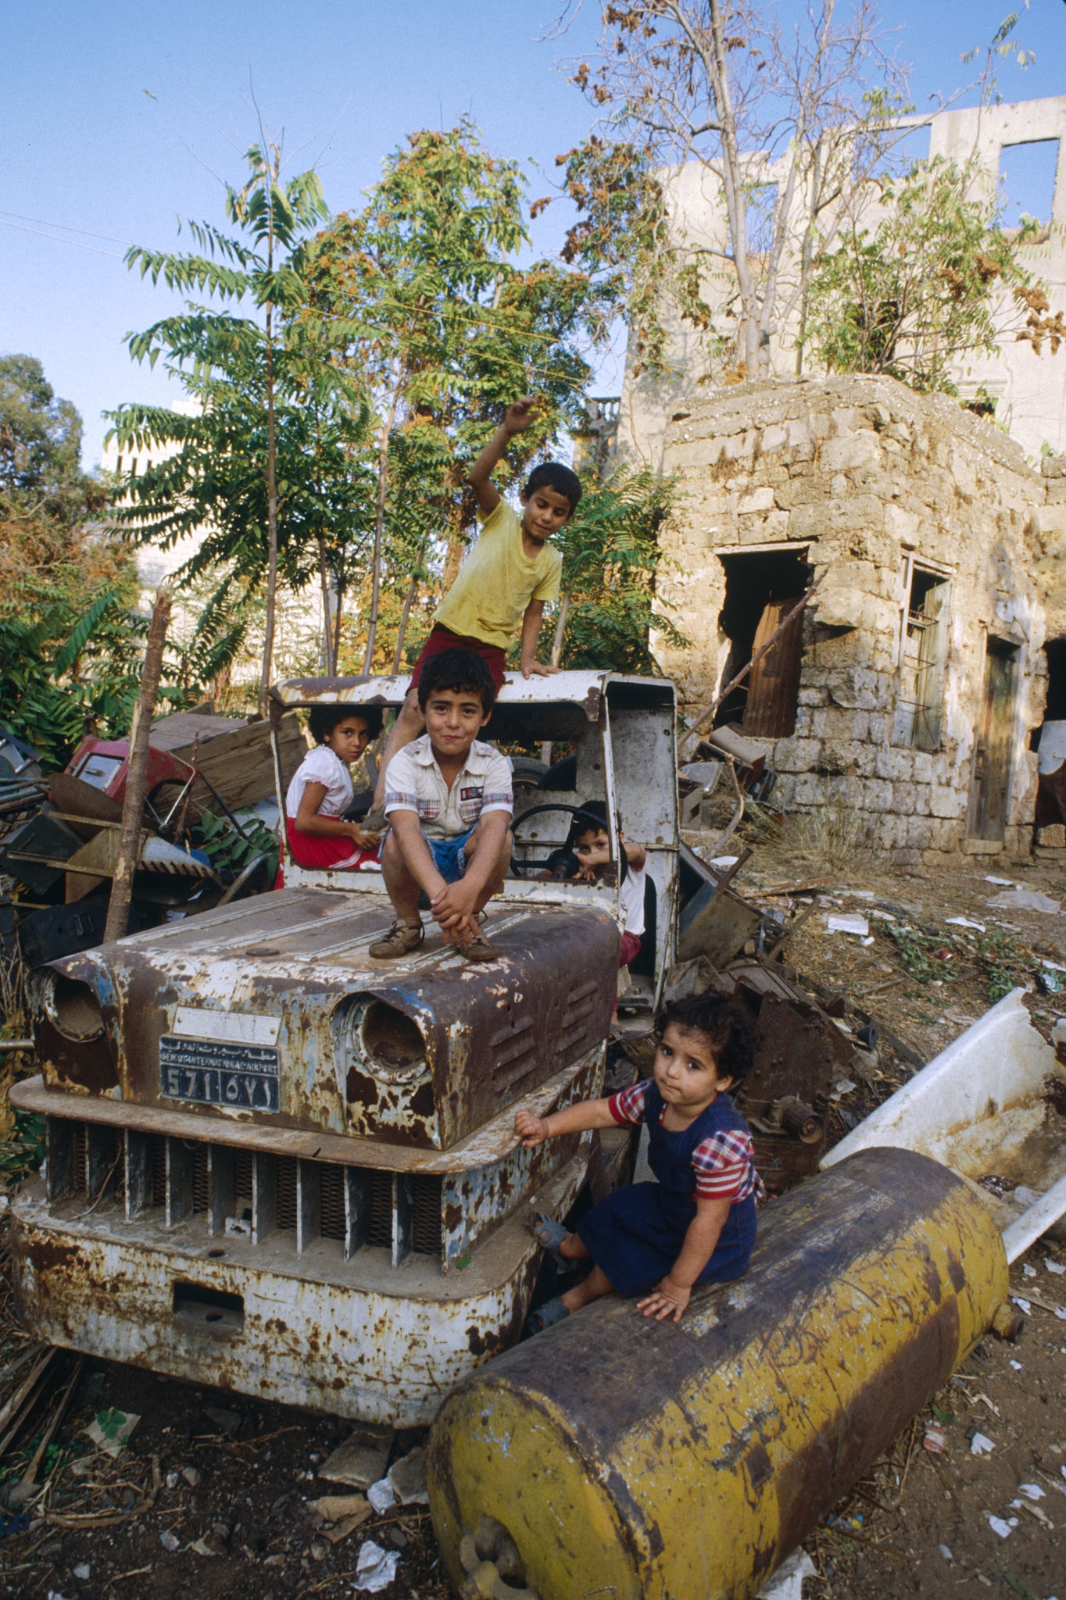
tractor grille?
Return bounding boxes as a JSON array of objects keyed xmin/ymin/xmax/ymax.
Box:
[{"xmin": 44, "ymin": 1117, "xmax": 444, "ymax": 1268}]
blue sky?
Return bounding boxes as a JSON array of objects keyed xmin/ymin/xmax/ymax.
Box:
[{"xmin": 2, "ymin": 0, "xmax": 1064, "ymax": 468}]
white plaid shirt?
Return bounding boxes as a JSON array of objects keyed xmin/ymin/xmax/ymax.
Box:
[{"xmin": 384, "ymin": 735, "xmax": 513, "ymax": 841}]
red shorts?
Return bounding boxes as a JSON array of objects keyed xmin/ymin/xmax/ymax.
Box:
[
  {"xmin": 408, "ymin": 624, "xmax": 507, "ymax": 693},
  {"xmin": 619, "ymin": 932, "xmax": 643, "ymax": 968},
  {"xmin": 284, "ymin": 819, "xmax": 380, "ymax": 872}
]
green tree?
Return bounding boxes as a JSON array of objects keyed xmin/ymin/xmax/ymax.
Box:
[
  {"xmin": 550, "ymin": 467, "xmax": 686, "ymax": 674},
  {"xmin": 547, "ymin": 1, "xmax": 904, "ymax": 379},
  {"xmin": 307, "ymin": 121, "xmax": 609, "ymax": 668},
  {"xmin": 0, "ymin": 357, "xmax": 145, "ymax": 765},
  {"xmin": 804, "ymin": 156, "xmax": 1063, "ymax": 391},
  {"xmin": 107, "ymin": 144, "xmax": 368, "ymax": 712}
]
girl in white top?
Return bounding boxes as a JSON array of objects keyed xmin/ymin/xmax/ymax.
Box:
[
  {"xmin": 284, "ymin": 705, "xmax": 383, "ymax": 872},
  {"xmin": 569, "ymin": 802, "xmax": 648, "ymax": 968}
]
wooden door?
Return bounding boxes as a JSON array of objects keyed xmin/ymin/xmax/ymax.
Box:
[
  {"xmin": 743, "ymin": 598, "xmax": 804, "ymax": 738},
  {"xmin": 968, "ymin": 640, "xmax": 1017, "ymax": 841}
]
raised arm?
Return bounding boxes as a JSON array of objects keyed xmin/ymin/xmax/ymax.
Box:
[{"xmin": 468, "ymin": 398, "xmax": 535, "ymax": 515}]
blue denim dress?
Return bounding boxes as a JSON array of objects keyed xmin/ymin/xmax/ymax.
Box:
[{"xmin": 577, "ymin": 1083, "xmax": 758, "ymax": 1298}]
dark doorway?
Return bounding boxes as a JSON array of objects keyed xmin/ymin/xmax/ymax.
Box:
[
  {"xmin": 1043, "ymin": 638, "xmax": 1066, "ymax": 721},
  {"xmin": 968, "ymin": 638, "xmax": 1019, "ymax": 842},
  {"xmin": 716, "ymin": 549, "xmax": 810, "ymax": 737}
]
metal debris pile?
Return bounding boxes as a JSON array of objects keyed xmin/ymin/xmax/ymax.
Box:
[{"xmin": 0, "ymin": 710, "xmax": 301, "ymax": 977}]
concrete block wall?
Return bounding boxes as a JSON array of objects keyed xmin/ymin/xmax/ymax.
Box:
[{"xmin": 657, "ymin": 374, "xmax": 1052, "ymax": 865}]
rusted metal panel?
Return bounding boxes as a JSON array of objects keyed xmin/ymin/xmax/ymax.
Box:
[
  {"xmin": 744, "ymin": 597, "xmax": 804, "ymax": 738},
  {"xmin": 10, "ymin": 1149, "xmax": 590, "ymax": 1428},
  {"xmin": 26, "ymin": 891, "xmax": 618, "ymax": 1151},
  {"xmin": 10, "ymin": 1045, "xmax": 603, "ymax": 1173},
  {"xmin": 270, "ymin": 670, "xmax": 669, "ymax": 721},
  {"xmin": 968, "ymin": 638, "xmax": 1019, "ymax": 842},
  {"xmin": 440, "ymin": 1051, "xmax": 603, "ymax": 1271}
]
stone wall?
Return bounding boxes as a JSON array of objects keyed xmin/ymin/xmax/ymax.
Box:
[{"xmin": 657, "ymin": 374, "xmax": 1055, "ymax": 865}]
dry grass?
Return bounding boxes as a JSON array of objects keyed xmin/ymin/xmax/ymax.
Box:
[{"xmin": 756, "ymin": 803, "xmax": 887, "ymax": 876}]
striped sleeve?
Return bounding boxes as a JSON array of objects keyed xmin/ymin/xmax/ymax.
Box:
[
  {"xmin": 691, "ymin": 1128, "xmax": 760, "ymax": 1201},
  {"xmin": 383, "ymin": 748, "xmax": 420, "ymax": 816},
  {"xmin": 607, "ymin": 1080, "xmax": 650, "ymax": 1126},
  {"xmin": 480, "ymin": 748, "xmax": 514, "ymax": 817}
]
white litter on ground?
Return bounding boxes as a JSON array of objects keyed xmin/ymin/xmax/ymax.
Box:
[
  {"xmin": 825, "ymin": 913, "xmax": 869, "ymax": 936},
  {"xmin": 945, "ymin": 917, "xmax": 986, "ymax": 931},
  {"xmin": 366, "ymin": 1478, "xmax": 396, "ymax": 1514},
  {"xmin": 987, "ymin": 889, "xmax": 1062, "ymax": 914},
  {"xmin": 352, "ymin": 1540, "xmax": 400, "ymax": 1593},
  {"xmin": 756, "ymin": 1549, "xmax": 817, "ymax": 1600},
  {"xmin": 987, "ymin": 1514, "xmax": 1013, "ymax": 1538},
  {"xmin": 971, "ymin": 1432, "xmax": 996, "ymax": 1455}
]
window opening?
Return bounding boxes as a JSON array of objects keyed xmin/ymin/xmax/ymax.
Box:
[
  {"xmin": 895, "ymin": 565, "xmax": 950, "ymax": 751},
  {"xmin": 715, "ymin": 549, "xmax": 809, "ymax": 738},
  {"xmin": 998, "ymin": 140, "xmax": 1059, "ymax": 229}
]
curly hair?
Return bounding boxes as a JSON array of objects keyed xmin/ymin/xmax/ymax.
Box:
[
  {"xmin": 655, "ymin": 990, "xmax": 754, "ymax": 1086},
  {"xmin": 307, "ymin": 704, "xmax": 383, "ymax": 745}
]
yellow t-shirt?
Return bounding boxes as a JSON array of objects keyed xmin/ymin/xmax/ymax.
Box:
[{"xmin": 434, "ymin": 500, "xmax": 563, "ymax": 649}]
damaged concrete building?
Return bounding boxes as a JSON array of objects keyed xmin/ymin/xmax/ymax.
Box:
[{"xmin": 654, "ymin": 373, "xmax": 1066, "ymax": 866}]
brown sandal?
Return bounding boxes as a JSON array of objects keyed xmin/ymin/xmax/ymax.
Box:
[{"xmin": 369, "ymin": 920, "xmax": 424, "ymax": 959}]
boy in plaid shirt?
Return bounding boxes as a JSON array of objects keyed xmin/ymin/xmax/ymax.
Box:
[{"xmin": 370, "ymin": 648, "xmax": 513, "ymax": 963}]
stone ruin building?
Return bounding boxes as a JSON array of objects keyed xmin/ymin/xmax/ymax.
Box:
[
  {"xmin": 583, "ymin": 91, "xmax": 1066, "ymax": 866},
  {"xmin": 652, "ymin": 373, "xmax": 1066, "ymax": 867}
]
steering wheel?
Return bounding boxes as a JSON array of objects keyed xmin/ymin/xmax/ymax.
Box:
[{"xmin": 510, "ymin": 803, "xmax": 612, "ymax": 878}]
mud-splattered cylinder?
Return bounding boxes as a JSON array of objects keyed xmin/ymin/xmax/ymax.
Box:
[{"xmin": 427, "ymin": 1148, "xmax": 1007, "ymax": 1600}]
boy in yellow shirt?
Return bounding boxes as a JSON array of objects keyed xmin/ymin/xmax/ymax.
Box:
[{"xmin": 364, "ymin": 398, "xmax": 580, "ymax": 828}]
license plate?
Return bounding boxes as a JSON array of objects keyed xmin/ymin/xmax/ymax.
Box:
[{"xmin": 159, "ymin": 1036, "xmax": 280, "ymax": 1113}]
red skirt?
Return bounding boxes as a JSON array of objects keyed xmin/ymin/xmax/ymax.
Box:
[
  {"xmin": 284, "ymin": 819, "xmax": 380, "ymax": 871},
  {"xmin": 408, "ymin": 624, "xmax": 507, "ymax": 692}
]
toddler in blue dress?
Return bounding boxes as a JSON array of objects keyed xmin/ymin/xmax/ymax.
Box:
[{"xmin": 515, "ymin": 991, "xmax": 764, "ymax": 1331}]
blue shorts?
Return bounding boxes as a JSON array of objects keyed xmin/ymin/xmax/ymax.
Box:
[{"xmin": 427, "ymin": 828, "xmax": 475, "ymax": 884}]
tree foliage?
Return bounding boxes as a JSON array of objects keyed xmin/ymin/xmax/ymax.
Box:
[
  {"xmin": 307, "ymin": 120, "xmax": 610, "ymax": 668},
  {"xmin": 107, "ymin": 145, "xmax": 368, "ymax": 710},
  {"xmin": 547, "ymin": 0, "xmax": 905, "ymax": 378},
  {"xmin": 0, "ymin": 357, "xmax": 145, "ymax": 766},
  {"xmin": 805, "ymin": 156, "xmax": 1062, "ymax": 391},
  {"xmin": 550, "ymin": 467, "xmax": 686, "ymax": 674}
]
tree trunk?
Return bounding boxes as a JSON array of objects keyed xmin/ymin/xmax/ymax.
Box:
[
  {"xmin": 703, "ymin": 0, "xmax": 758, "ymax": 370},
  {"xmin": 258, "ymin": 303, "xmax": 279, "ymax": 718},
  {"xmin": 362, "ymin": 416, "xmax": 390, "ymax": 674},
  {"xmin": 318, "ymin": 535, "xmax": 336, "ymax": 675},
  {"xmin": 392, "ymin": 540, "xmax": 426, "ymax": 673},
  {"xmin": 104, "ymin": 587, "xmax": 172, "ymax": 943}
]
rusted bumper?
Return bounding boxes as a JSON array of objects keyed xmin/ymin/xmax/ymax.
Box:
[{"xmin": 10, "ymin": 1150, "xmax": 589, "ymax": 1428}]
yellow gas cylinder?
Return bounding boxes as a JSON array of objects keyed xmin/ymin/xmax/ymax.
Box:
[{"xmin": 427, "ymin": 1147, "xmax": 1007, "ymax": 1600}]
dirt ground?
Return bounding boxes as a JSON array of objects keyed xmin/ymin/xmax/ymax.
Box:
[{"xmin": 1, "ymin": 837, "xmax": 1065, "ymax": 1600}]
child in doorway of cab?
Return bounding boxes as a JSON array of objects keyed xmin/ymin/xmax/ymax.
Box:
[
  {"xmin": 515, "ymin": 991, "xmax": 764, "ymax": 1333},
  {"xmin": 567, "ymin": 800, "xmax": 647, "ymax": 969},
  {"xmin": 362, "ymin": 397, "xmax": 580, "ymax": 831},
  {"xmin": 369, "ymin": 648, "xmax": 513, "ymax": 964},
  {"xmin": 284, "ymin": 705, "xmax": 383, "ymax": 872}
]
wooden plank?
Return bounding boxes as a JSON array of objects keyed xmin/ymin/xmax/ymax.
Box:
[
  {"xmin": 172, "ymin": 713, "xmax": 307, "ymax": 810},
  {"xmin": 744, "ymin": 598, "xmax": 804, "ymax": 738},
  {"xmin": 149, "ymin": 711, "xmax": 250, "ymax": 752}
]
